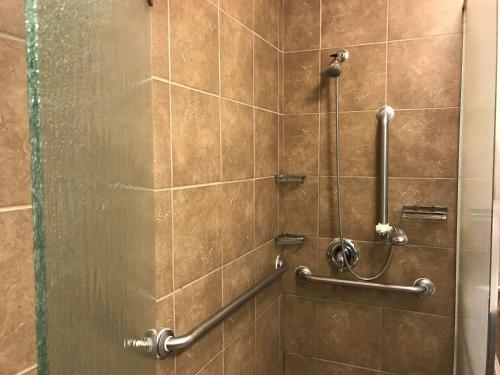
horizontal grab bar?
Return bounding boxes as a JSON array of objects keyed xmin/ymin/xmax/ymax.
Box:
[
  {"xmin": 156, "ymin": 256, "xmax": 288, "ymax": 358},
  {"xmin": 295, "ymin": 266, "xmax": 435, "ymax": 297}
]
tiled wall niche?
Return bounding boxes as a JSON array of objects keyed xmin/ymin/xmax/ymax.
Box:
[
  {"xmin": 0, "ymin": 1, "xmax": 37, "ymax": 374},
  {"xmin": 280, "ymin": 0, "xmax": 463, "ymax": 374},
  {"xmin": 151, "ymin": 0, "xmax": 285, "ymax": 374}
]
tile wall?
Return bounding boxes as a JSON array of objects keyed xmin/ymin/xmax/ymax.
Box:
[
  {"xmin": 151, "ymin": 1, "xmax": 285, "ymax": 374},
  {"xmin": 280, "ymin": 1, "xmax": 463, "ymax": 374},
  {"xmin": 0, "ymin": 1, "xmax": 37, "ymax": 374}
]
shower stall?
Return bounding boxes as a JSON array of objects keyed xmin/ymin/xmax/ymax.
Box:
[{"xmin": 15, "ymin": 0, "xmax": 500, "ymax": 374}]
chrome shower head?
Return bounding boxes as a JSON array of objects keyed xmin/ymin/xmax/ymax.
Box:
[
  {"xmin": 327, "ymin": 49, "xmax": 349, "ymax": 77},
  {"xmin": 389, "ymin": 226, "xmax": 408, "ymax": 246},
  {"xmin": 327, "ymin": 61, "xmax": 342, "ymax": 77}
]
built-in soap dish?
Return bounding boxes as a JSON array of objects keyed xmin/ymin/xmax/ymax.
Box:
[
  {"xmin": 275, "ymin": 233, "xmax": 306, "ymax": 246},
  {"xmin": 275, "ymin": 173, "xmax": 305, "ymax": 183},
  {"xmin": 401, "ymin": 205, "xmax": 448, "ymax": 220}
]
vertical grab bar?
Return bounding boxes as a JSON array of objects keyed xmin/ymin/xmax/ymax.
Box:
[{"xmin": 376, "ymin": 105, "xmax": 395, "ymax": 238}]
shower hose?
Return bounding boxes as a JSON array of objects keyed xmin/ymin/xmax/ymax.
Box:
[{"xmin": 334, "ymin": 78, "xmax": 393, "ymax": 281}]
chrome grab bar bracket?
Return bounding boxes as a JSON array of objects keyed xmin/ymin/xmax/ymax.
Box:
[{"xmin": 296, "ymin": 266, "xmax": 435, "ymax": 297}]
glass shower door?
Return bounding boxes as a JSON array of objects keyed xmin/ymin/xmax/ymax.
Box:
[{"xmin": 26, "ymin": 0, "xmax": 156, "ymax": 373}]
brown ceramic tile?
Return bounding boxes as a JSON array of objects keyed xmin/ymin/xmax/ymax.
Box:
[
  {"xmin": 221, "ymin": 100, "xmax": 254, "ymax": 181},
  {"xmin": 197, "ymin": 354, "xmax": 223, "ymax": 375},
  {"xmin": 283, "ymin": 114, "xmax": 319, "ymax": 175},
  {"xmin": 170, "ymin": 0, "xmax": 219, "ymax": 93},
  {"xmin": 220, "ymin": 13, "xmax": 254, "ymax": 104},
  {"xmin": 320, "ymin": 111, "xmax": 378, "ymax": 177},
  {"xmin": 283, "ymin": 295, "xmax": 318, "ymax": 356},
  {"xmin": 317, "ymin": 300, "xmax": 382, "ymax": 369},
  {"xmin": 255, "ymin": 37, "xmax": 279, "ymax": 111},
  {"xmin": 255, "ymin": 241, "xmax": 282, "ymax": 314},
  {"xmin": 316, "ymin": 359, "xmax": 388, "ymax": 375},
  {"xmin": 284, "ymin": 51, "xmax": 320, "ymax": 114},
  {"xmin": 390, "ymin": 109, "xmax": 459, "ymax": 178},
  {"xmin": 316, "ymin": 239, "xmax": 385, "ymax": 306},
  {"xmin": 389, "ymin": 0, "xmax": 463, "ymax": 40},
  {"xmin": 171, "ymin": 86, "xmax": 220, "ymax": 186},
  {"xmin": 152, "ymin": 80, "xmax": 171, "ymax": 188},
  {"xmin": 220, "ymin": 0, "xmax": 253, "ymax": 29},
  {"xmin": 173, "ymin": 185, "xmax": 222, "ymax": 288},
  {"xmin": 224, "ymin": 327, "xmax": 256, "ymax": 375},
  {"xmin": 280, "ymin": 177, "xmax": 319, "ymax": 237},
  {"xmin": 154, "ymin": 191, "xmax": 173, "ymax": 298},
  {"xmin": 223, "ymin": 252, "xmax": 255, "ymax": 343},
  {"xmin": 389, "ymin": 178, "xmax": 457, "ymax": 248},
  {"xmin": 151, "ymin": 0, "xmax": 169, "ymax": 79},
  {"xmin": 285, "ymin": 354, "xmax": 316, "ymax": 375},
  {"xmin": 381, "ymin": 246, "xmax": 455, "ymax": 316},
  {"xmin": 322, "ymin": 0, "xmax": 387, "ymax": 47},
  {"xmin": 0, "ymin": 1, "xmax": 25, "ymax": 37},
  {"xmin": 0, "ymin": 210, "xmax": 36, "ymax": 374},
  {"xmin": 388, "ymin": 35, "xmax": 462, "ymax": 109},
  {"xmin": 255, "ymin": 109, "xmax": 279, "ymax": 177},
  {"xmin": 282, "ymin": 238, "xmax": 317, "ymax": 298},
  {"xmin": 254, "ymin": 0, "xmax": 280, "ymax": 46},
  {"xmin": 320, "ymin": 44, "xmax": 385, "ymax": 113},
  {"xmin": 256, "ymin": 300, "xmax": 281, "ymax": 374},
  {"xmin": 319, "ymin": 177, "xmax": 378, "ymax": 241},
  {"xmin": 175, "ymin": 271, "xmax": 223, "ymax": 375},
  {"xmin": 284, "ymin": 0, "xmax": 321, "ymax": 51},
  {"xmin": 255, "ymin": 178, "xmax": 279, "ymax": 246},
  {"xmin": 0, "ymin": 38, "xmax": 30, "ymax": 207},
  {"xmin": 156, "ymin": 296, "xmax": 175, "ymax": 375},
  {"xmin": 382, "ymin": 309, "xmax": 454, "ymax": 374}
]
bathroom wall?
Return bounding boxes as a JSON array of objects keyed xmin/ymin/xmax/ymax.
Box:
[
  {"xmin": 280, "ymin": 1, "xmax": 463, "ymax": 374},
  {"xmin": 151, "ymin": 1, "xmax": 284, "ymax": 374},
  {"xmin": 0, "ymin": 2, "xmax": 37, "ymax": 375}
]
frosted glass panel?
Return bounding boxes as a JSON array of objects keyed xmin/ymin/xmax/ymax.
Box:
[
  {"xmin": 455, "ymin": 1, "xmax": 498, "ymax": 373},
  {"xmin": 26, "ymin": 1, "xmax": 155, "ymax": 374}
]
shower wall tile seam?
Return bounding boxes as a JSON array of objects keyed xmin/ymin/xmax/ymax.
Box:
[
  {"xmin": 13, "ymin": 364, "xmax": 37, "ymax": 375},
  {"xmin": 155, "ymin": 238, "xmax": 276, "ymax": 302},
  {"xmin": 282, "ymin": 293, "xmax": 455, "ymax": 318},
  {"xmin": 218, "ymin": 7, "xmax": 285, "ymax": 54},
  {"xmin": 282, "ymin": 106, "xmax": 461, "ymax": 115},
  {"xmin": 284, "ymin": 353, "xmax": 400, "ymax": 375},
  {"xmin": 0, "ymin": 32, "xmax": 24, "ymax": 43},
  {"xmin": 282, "ymin": 32, "xmax": 463, "ymax": 54},
  {"xmin": 0, "ymin": 205, "xmax": 32, "ymax": 212},
  {"xmin": 152, "ymin": 76, "xmax": 283, "ymax": 116}
]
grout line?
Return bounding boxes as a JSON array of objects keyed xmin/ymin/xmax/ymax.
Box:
[
  {"xmin": 154, "ymin": 76, "xmax": 282, "ymax": 115},
  {"xmin": 0, "ymin": 31, "xmax": 25, "ymax": 43},
  {"xmin": 283, "ymin": 32, "xmax": 463, "ymax": 54},
  {"xmin": 156, "ymin": 238, "xmax": 277, "ymax": 303},
  {"xmin": 166, "ymin": 5, "xmax": 176, "ymax": 373},
  {"xmin": 14, "ymin": 364, "xmax": 37, "ymax": 375},
  {"xmin": 0, "ymin": 204, "xmax": 32, "ymax": 212},
  {"xmin": 219, "ymin": 6, "xmax": 284, "ymax": 53},
  {"xmin": 385, "ymin": 0, "xmax": 389, "ymax": 103},
  {"xmin": 317, "ymin": 0, "xmax": 323, "ymax": 239},
  {"xmin": 282, "ymin": 293, "xmax": 455, "ymax": 319}
]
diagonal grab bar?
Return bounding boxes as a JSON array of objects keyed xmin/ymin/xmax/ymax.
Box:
[
  {"xmin": 155, "ymin": 256, "xmax": 288, "ymax": 358},
  {"xmin": 295, "ymin": 266, "xmax": 435, "ymax": 297}
]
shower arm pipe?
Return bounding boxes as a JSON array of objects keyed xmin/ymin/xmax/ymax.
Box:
[
  {"xmin": 376, "ymin": 105, "xmax": 395, "ymax": 238},
  {"xmin": 295, "ymin": 266, "xmax": 435, "ymax": 297},
  {"xmin": 155, "ymin": 256, "xmax": 288, "ymax": 358}
]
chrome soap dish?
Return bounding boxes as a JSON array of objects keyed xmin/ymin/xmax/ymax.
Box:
[
  {"xmin": 275, "ymin": 173, "xmax": 305, "ymax": 183},
  {"xmin": 275, "ymin": 233, "xmax": 306, "ymax": 246},
  {"xmin": 401, "ymin": 205, "xmax": 448, "ymax": 220}
]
